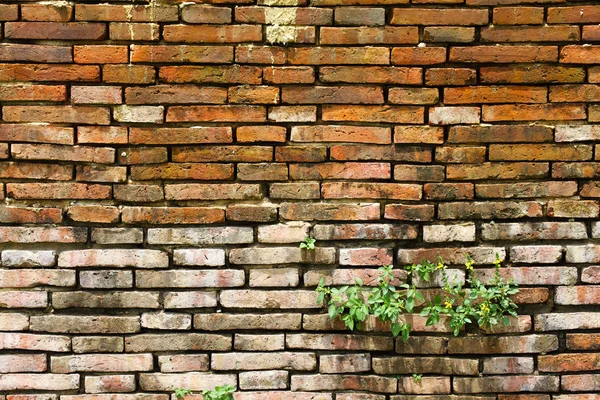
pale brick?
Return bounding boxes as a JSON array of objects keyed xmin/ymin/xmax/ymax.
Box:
[
  {"xmin": 234, "ymin": 334, "xmax": 285, "ymax": 351},
  {"xmin": 158, "ymin": 355, "xmax": 209, "ymax": 373},
  {"xmin": 58, "ymin": 249, "xmax": 168, "ymax": 268},
  {"xmin": 126, "ymin": 334, "xmax": 231, "ymax": 352},
  {"xmin": 2, "ymin": 250, "xmax": 56, "ymax": 267},
  {"xmin": 141, "ymin": 312, "xmax": 192, "ymax": 330},
  {"xmin": 172, "ymin": 249, "xmax": 225, "ymax": 266},
  {"xmin": 51, "ymin": 354, "xmax": 153, "ymax": 373}
]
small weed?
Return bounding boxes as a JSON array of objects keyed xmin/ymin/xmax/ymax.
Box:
[
  {"xmin": 300, "ymin": 236, "xmax": 316, "ymax": 250},
  {"xmin": 174, "ymin": 389, "xmax": 193, "ymax": 399}
]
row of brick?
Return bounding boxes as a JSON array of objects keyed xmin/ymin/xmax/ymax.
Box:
[
  {"xmin": 0, "ymin": 221, "xmax": 598, "ymax": 242},
  {"xmin": 11, "ymin": 84, "xmax": 600, "ymax": 105},
  {"xmin": 5, "ymin": 4, "xmax": 600, "ymax": 24}
]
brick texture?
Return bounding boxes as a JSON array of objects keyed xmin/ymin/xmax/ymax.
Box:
[{"xmin": 0, "ymin": 0, "xmax": 597, "ymax": 398}]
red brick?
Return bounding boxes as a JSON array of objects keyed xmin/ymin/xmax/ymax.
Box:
[
  {"xmin": 322, "ymin": 105, "xmax": 423, "ymax": 123},
  {"xmin": 238, "ymin": 126, "xmax": 286, "ymax": 143},
  {"xmin": 75, "ymin": 3, "xmax": 177, "ymax": 21},
  {"xmin": 548, "ymin": 6, "xmax": 600, "ymax": 24},
  {"xmin": 263, "ymin": 67, "xmax": 314, "ymax": 84},
  {"xmin": 0, "ymin": 64, "xmax": 99, "ymax": 82},
  {"xmin": 483, "ymin": 104, "xmax": 586, "ymax": 122},
  {"xmin": 320, "ymin": 27, "xmax": 418, "ymax": 45},
  {"xmin": 164, "ymin": 24, "xmax": 262, "ymax": 43},
  {"xmin": 0, "ymin": 125, "xmax": 73, "ymax": 145},
  {"xmin": 0, "ymin": 4, "xmax": 18, "ymax": 21},
  {"xmin": 391, "ymin": 8, "xmax": 488, "ymax": 25},
  {"xmin": 132, "ymin": 45, "xmax": 233, "ymax": 63},
  {"xmin": 78, "ymin": 127, "xmax": 127, "ymax": 145},
  {"xmin": 450, "ymin": 46, "xmax": 557, "ymax": 63},
  {"xmin": 392, "ymin": 47, "xmax": 446, "ymax": 65},
  {"xmin": 229, "ymin": 86, "xmax": 279, "ymax": 104},
  {"xmin": 449, "ymin": 125, "xmax": 553, "ymax": 143},
  {"xmin": 482, "ymin": 26, "xmax": 580, "ymax": 42},
  {"xmin": 425, "ymin": 68, "xmax": 476, "ymax": 86},
  {"xmin": 118, "ymin": 147, "xmax": 167, "ymax": 165},
  {"xmin": 288, "ymin": 47, "xmax": 389, "ymax": 65},
  {"xmin": 172, "ymin": 146, "xmax": 272, "ymax": 163},
  {"xmin": 74, "ymin": 46, "xmax": 128, "ymax": 64},
  {"xmin": 130, "ymin": 127, "xmax": 232, "ymax": 144},
  {"xmin": 71, "ymin": 86, "xmax": 122, "ymax": 104},
  {"xmin": 126, "ymin": 85, "xmax": 227, "ymax": 105},
  {"xmin": 291, "ymin": 125, "xmax": 390, "ymax": 144},
  {"xmin": 110, "ymin": 23, "xmax": 159, "ymax": 41},
  {"xmin": 424, "ymin": 27, "xmax": 474, "ymax": 43},
  {"xmin": 3, "ymin": 106, "xmax": 110, "ymax": 125},
  {"xmin": 445, "ymin": 86, "xmax": 546, "ymax": 104},
  {"xmin": 68, "ymin": 206, "xmax": 120, "ymax": 224},
  {"xmin": 0, "ymin": 44, "xmax": 72, "ymax": 63},
  {"xmin": 21, "ymin": 4, "xmax": 73, "ymax": 22},
  {"xmin": 289, "ymin": 163, "xmax": 390, "ymax": 180},
  {"xmin": 481, "ymin": 65, "xmax": 585, "ymax": 83},
  {"xmin": 7, "ymin": 183, "xmax": 111, "ymax": 200},
  {"xmin": 5, "ymin": 22, "xmax": 106, "ymax": 40},
  {"xmin": 282, "ymin": 86, "xmax": 383, "ymax": 104},
  {"xmin": 167, "ymin": 106, "xmax": 266, "ymax": 122},
  {"xmin": 122, "ymin": 207, "xmax": 224, "ymax": 225},
  {"xmin": 493, "ymin": 7, "xmax": 544, "ymax": 25},
  {"xmin": 183, "ymin": 5, "xmax": 232, "ymax": 24},
  {"xmin": 320, "ymin": 66, "xmax": 421, "ymax": 84}
]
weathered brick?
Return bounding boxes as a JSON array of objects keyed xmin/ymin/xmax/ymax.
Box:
[
  {"xmin": 319, "ymin": 354, "xmax": 371, "ymax": 374},
  {"xmin": 58, "ymin": 249, "xmax": 168, "ymax": 268},
  {"xmin": 212, "ymin": 352, "xmax": 316, "ymax": 370},
  {"xmin": 235, "ymin": 334, "xmax": 285, "ymax": 351},
  {"xmin": 535, "ymin": 312, "xmax": 600, "ymax": 331},
  {"xmin": 136, "ymin": 270, "xmax": 244, "ymax": 288},
  {"xmin": 483, "ymin": 222, "xmax": 587, "ymax": 241},
  {"xmin": 195, "ymin": 313, "xmax": 301, "ymax": 331},
  {"xmin": 239, "ymin": 370, "xmax": 288, "ymax": 390},
  {"xmin": 158, "ymin": 354, "xmax": 208, "ymax": 373},
  {"xmin": 280, "ymin": 202, "xmax": 380, "ymax": 221},
  {"xmin": 139, "ymin": 373, "xmax": 236, "ymax": 391},
  {"xmin": 0, "ymin": 332, "xmax": 70, "ymax": 352},
  {"xmin": 147, "ymin": 227, "xmax": 254, "ymax": 245},
  {"xmin": 85, "ymin": 375, "xmax": 136, "ymax": 394},
  {"xmin": 126, "ymin": 334, "xmax": 231, "ymax": 353},
  {"xmin": 164, "ymin": 292, "xmax": 217, "ymax": 309},
  {"xmin": 453, "ymin": 376, "xmax": 559, "ymax": 393},
  {"xmin": 80, "ymin": 271, "xmax": 133, "ymax": 289},
  {"xmin": 373, "ymin": 357, "xmax": 478, "ymax": 375},
  {"xmin": 0, "ymin": 269, "xmax": 75, "ymax": 288},
  {"xmin": 220, "ymin": 290, "xmax": 320, "ymax": 309},
  {"xmin": 65, "ymin": 337, "xmax": 124, "ymax": 354},
  {"xmin": 51, "ymin": 354, "xmax": 153, "ymax": 373},
  {"xmin": 291, "ymin": 375, "xmax": 396, "ymax": 393},
  {"xmin": 0, "ymin": 374, "xmax": 79, "ymax": 391},
  {"xmin": 448, "ymin": 335, "xmax": 558, "ymax": 354}
]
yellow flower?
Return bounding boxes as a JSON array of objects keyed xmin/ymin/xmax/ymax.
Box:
[
  {"xmin": 481, "ymin": 303, "xmax": 490, "ymax": 313},
  {"xmin": 465, "ymin": 261, "xmax": 474, "ymax": 271},
  {"xmin": 437, "ymin": 262, "xmax": 445, "ymax": 270},
  {"xmin": 444, "ymin": 301, "xmax": 453, "ymax": 309}
]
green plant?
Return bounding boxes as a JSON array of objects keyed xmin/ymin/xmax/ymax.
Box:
[
  {"xmin": 412, "ymin": 373, "xmax": 423, "ymax": 383},
  {"xmin": 316, "ymin": 254, "xmax": 519, "ymax": 340},
  {"xmin": 174, "ymin": 388, "xmax": 193, "ymax": 399},
  {"xmin": 300, "ymin": 236, "xmax": 316, "ymax": 250},
  {"xmin": 202, "ymin": 385, "xmax": 235, "ymax": 400},
  {"xmin": 420, "ymin": 254, "xmax": 519, "ymax": 336},
  {"xmin": 316, "ymin": 265, "xmax": 424, "ymax": 342}
]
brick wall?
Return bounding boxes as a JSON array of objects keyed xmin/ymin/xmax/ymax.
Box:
[{"xmin": 0, "ymin": 0, "xmax": 599, "ymax": 398}]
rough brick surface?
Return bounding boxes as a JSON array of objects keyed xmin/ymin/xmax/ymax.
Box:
[{"xmin": 0, "ymin": 0, "xmax": 596, "ymax": 398}]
